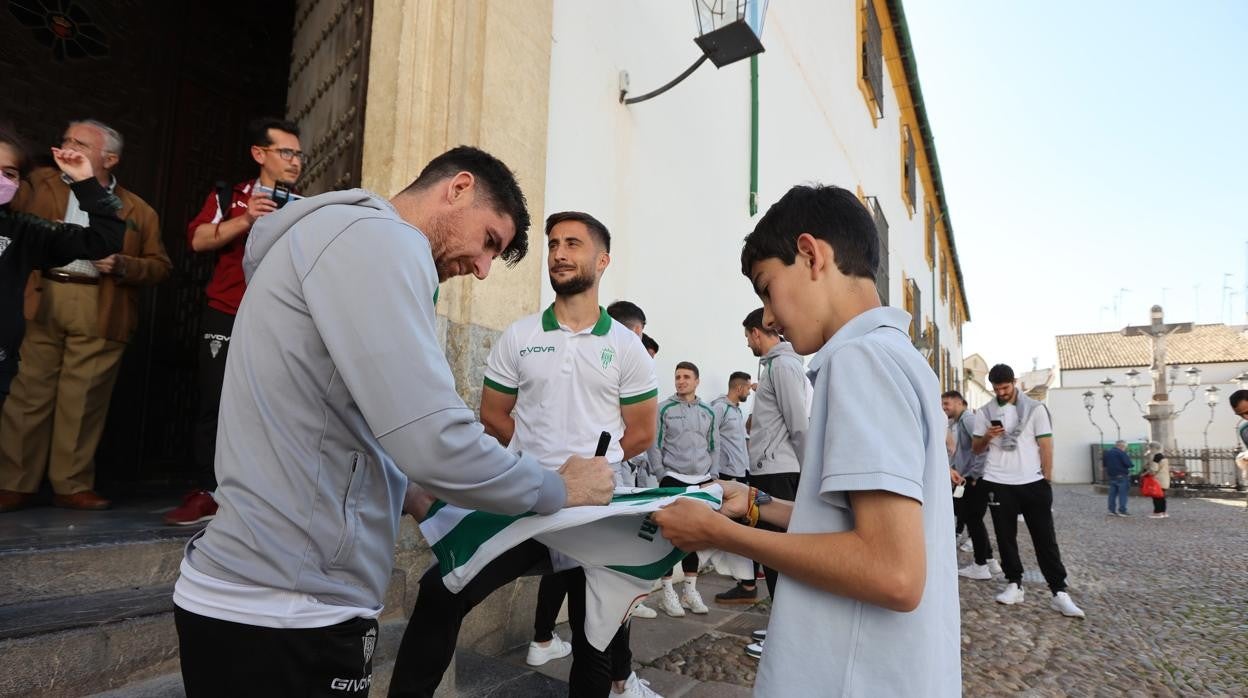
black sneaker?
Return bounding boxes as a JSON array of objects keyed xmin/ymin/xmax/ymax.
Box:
[{"xmin": 714, "ymin": 583, "xmax": 758, "ymax": 605}]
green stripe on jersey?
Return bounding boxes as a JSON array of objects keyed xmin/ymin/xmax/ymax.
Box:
[
  {"xmin": 483, "ymin": 376, "xmax": 518, "ymax": 395},
  {"xmin": 620, "ymin": 388, "xmax": 658, "ymax": 405},
  {"xmin": 431, "ymin": 509, "xmax": 537, "ymax": 576}
]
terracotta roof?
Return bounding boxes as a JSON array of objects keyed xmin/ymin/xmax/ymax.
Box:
[{"xmin": 1055, "ymin": 324, "xmax": 1248, "ymax": 370}]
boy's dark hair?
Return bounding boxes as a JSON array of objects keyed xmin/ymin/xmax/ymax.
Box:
[
  {"xmin": 0, "ymin": 123, "xmax": 30, "ymax": 178},
  {"xmin": 607, "ymin": 300, "xmax": 645, "ymax": 328},
  {"xmin": 941, "ymin": 390, "xmax": 967, "ymax": 404},
  {"xmin": 1229, "ymin": 389, "xmax": 1248, "ymax": 410},
  {"xmin": 675, "ymin": 361, "xmax": 700, "ymax": 379},
  {"xmin": 988, "ymin": 364, "xmax": 1015, "ymax": 385},
  {"xmin": 740, "ymin": 184, "xmax": 879, "ymax": 280},
  {"xmin": 404, "ymin": 145, "xmax": 531, "ymax": 267},
  {"xmin": 729, "ymin": 371, "xmax": 752, "ymax": 387},
  {"xmin": 547, "ymin": 210, "xmax": 611, "ymax": 253},
  {"xmin": 642, "ymin": 333, "xmax": 659, "ymax": 354},
  {"xmin": 742, "ymin": 307, "xmax": 779, "ymax": 336},
  {"xmin": 247, "ymin": 117, "xmax": 301, "ymax": 147}
]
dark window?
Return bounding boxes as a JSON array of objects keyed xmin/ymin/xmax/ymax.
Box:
[
  {"xmin": 902, "ymin": 125, "xmax": 916, "ymax": 210},
  {"xmin": 907, "ymin": 278, "xmax": 922, "ymax": 343},
  {"xmin": 924, "ymin": 202, "xmax": 935, "ymax": 269},
  {"xmin": 867, "ymin": 196, "xmax": 889, "ymax": 305},
  {"xmin": 861, "ymin": 0, "xmax": 884, "ymax": 119}
]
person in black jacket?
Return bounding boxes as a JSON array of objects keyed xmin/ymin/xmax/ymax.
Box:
[{"xmin": 0, "ymin": 126, "xmax": 124, "ymax": 413}]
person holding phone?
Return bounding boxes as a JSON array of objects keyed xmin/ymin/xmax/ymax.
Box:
[
  {"xmin": 971, "ymin": 363, "xmax": 1084, "ymax": 618},
  {"xmin": 169, "ymin": 117, "xmax": 304, "ymax": 526},
  {"xmin": 942, "ymin": 390, "xmax": 1001, "ymax": 581}
]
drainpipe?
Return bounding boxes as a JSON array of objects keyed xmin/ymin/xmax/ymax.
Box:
[{"xmin": 749, "ymin": 54, "xmax": 759, "ymax": 216}]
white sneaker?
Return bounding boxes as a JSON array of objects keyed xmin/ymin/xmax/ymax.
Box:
[
  {"xmin": 631, "ymin": 602, "xmax": 658, "ymax": 619},
  {"xmin": 745, "ymin": 640, "xmax": 764, "ymax": 659},
  {"xmin": 525, "ymin": 633, "xmax": 572, "ymax": 666},
  {"xmin": 751, "ymin": 628, "xmax": 767, "ymax": 642},
  {"xmin": 958, "ymin": 563, "xmax": 992, "ymax": 580},
  {"xmin": 682, "ymin": 587, "xmax": 709, "ymax": 614},
  {"xmin": 616, "ymin": 671, "xmax": 663, "ymax": 697},
  {"xmin": 959, "ymin": 539, "xmax": 974, "ymax": 552},
  {"xmin": 1050, "ymin": 591, "xmax": 1085, "ymax": 618},
  {"xmin": 1017, "ymin": 514, "xmax": 1025, "ymax": 523},
  {"xmin": 660, "ymin": 586, "xmax": 685, "ymax": 617},
  {"xmin": 987, "ymin": 559, "xmax": 1003, "ymax": 576},
  {"xmin": 995, "ymin": 583, "xmax": 1025, "ymax": 605}
]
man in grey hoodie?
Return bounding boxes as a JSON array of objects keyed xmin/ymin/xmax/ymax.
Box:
[
  {"xmin": 171, "ymin": 146, "xmax": 614, "ymax": 696},
  {"xmin": 741, "ymin": 307, "xmax": 808, "ymax": 601},
  {"xmin": 646, "ymin": 361, "xmax": 717, "ymax": 617}
]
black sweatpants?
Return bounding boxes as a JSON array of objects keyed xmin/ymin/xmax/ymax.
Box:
[
  {"xmin": 532, "ymin": 570, "xmax": 635, "ymax": 682},
  {"xmin": 986, "ymin": 479, "xmax": 1068, "ymax": 594},
  {"xmin": 954, "ymin": 477, "xmax": 995, "ymax": 565},
  {"xmin": 175, "ymin": 606, "xmax": 378, "ymax": 697},
  {"xmin": 389, "ymin": 539, "xmax": 615, "ymax": 697},
  {"xmin": 1153, "ymin": 495, "xmax": 1167, "ymax": 513},
  {"xmin": 193, "ymin": 307, "xmax": 235, "ymax": 490},
  {"xmin": 748, "ymin": 471, "xmax": 801, "ymax": 599}
]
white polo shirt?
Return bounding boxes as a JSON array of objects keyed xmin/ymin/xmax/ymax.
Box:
[
  {"xmin": 483, "ymin": 305, "xmax": 658, "ymax": 468},
  {"xmin": 972, "ymin": 400, "xmax": 1052, "ymax": 485}
]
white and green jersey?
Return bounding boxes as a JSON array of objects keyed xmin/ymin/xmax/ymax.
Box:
[
  {"xmin": 483, "ymin": 305, "xmax": 658, "ymax": 468},
  {"xmin": 420, "ymin": 485, "xmax": 723, "ymax": 650}
]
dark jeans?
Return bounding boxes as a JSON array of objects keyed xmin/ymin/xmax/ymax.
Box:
[
  {"xmin": 389, "ymin": 540, "xmax": 615, "ymax": 696},
  {"xmin": 532, "ymin": 570, "xmax": 634, "ymax": 683},
  {"xmin": 986, "ymin": 479, "xmax": 1068, "ymax": 594},
  {"xmin": 193, "ymin": 307, "xmax": 235, "ymax": 490},
  {"xmin": 660, "ymin": 476, "xmax": 711, "ymax": 576},
  {"xmin": 175, "ymin": 606, "xmax": 377, "ymax": 697},
  {"xmin": 954, "ymin": 477, "xmax": 995, "ymax": 565},
  {"xmin": 1107, "ymin": 475, "xmax": 1130, "ymax": 514},
  {"xmin": 1153, "ymin": 495, "xmax": 1167, "ymax": 514},
  {"xmin": 748, "ymin": 471, "xmax": 801, "ymax": 599}
]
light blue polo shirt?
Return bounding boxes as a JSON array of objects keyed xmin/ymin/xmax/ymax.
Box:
[{"xmin": 755, "ymin": 306, "xmax": 961, "ymax": 697}]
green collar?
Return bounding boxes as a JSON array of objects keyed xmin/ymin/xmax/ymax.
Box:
[{"xmin": 541, "ymin": 304, "xmax": 612, "ymax": 336}]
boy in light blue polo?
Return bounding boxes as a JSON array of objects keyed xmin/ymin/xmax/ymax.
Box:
[{"xmin": 652, "ymin": 184, "xmax": 960, "ymax": 697}]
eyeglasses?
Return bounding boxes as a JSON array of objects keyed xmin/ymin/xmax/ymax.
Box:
[{"xmin": 259, "ymin": 147, "xmax": 307, "ymax": 164}]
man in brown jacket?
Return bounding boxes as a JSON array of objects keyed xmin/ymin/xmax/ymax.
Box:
[{"xmin": 0, "ymin": 119, "xmax": 171, "ymax": 512}]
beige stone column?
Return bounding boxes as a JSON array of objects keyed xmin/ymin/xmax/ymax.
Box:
[
  {"xmin": 362, "ymin": 0, "xmax": 553, "ymax": 408},
  {"xmin": 359, "ymin": 4, "xmax": 554, "ymax": 687}
]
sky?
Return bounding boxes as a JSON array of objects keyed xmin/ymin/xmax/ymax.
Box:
[{"xmin": 901, "ymin": 0, "xmax": 1248, "ymax": 373}]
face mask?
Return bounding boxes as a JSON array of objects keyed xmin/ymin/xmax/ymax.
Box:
[{"xmin": 0, "ymin": 176, "xmax": 17, "ymax": 206}]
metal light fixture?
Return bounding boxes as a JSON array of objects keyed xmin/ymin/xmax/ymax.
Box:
[
  {"xmin": 1083, "ymin": 389, "xmax": 1104, "ymax": 480},
  {"xmin": 1082, "ymin": 390, "xmax": 1095, "ymax": 411},
  {"xmin": 1175, "ymin": 366, "xmax": 1203, "ymax": 417},
  {"xmin": 1124, "ymin": 368, "xmax": 1146, "ymax": 415},
  {"xmin": 1235, "ymin": 371, "xmax": 1248, "ymax": 391},
  {"xmin": 1100, "ymin": 378, "xmax": 1121, "ymax": 440},
  {"xmin": 1203, "ymin": 385, "xmax": 1221, "ymax": 450},
  {"xmin": 620, "ymin": 0, "xmax": 770, "ymax": 104}
]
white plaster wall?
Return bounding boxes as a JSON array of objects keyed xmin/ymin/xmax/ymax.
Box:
[
  {"xmin": 543, "ymin": 0, "xmax": 967, "ymax": 409},
  {"xmin": 1060, "ymin": 362, "xmax": 1248, "ymax": 389}
]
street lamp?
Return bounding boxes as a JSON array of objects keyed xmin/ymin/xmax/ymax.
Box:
[
  {"xmin": 1174, "ymin": 366, "xmax": 1203, "ymax": 416},
  {"xmin": 1101, "ymin": 377, "xmax": 1122, "ymax": 440},
  {"xmin": 1235, "ymin": 371, "xmax": 1248, "ymax": 391},
  {"xmin": 1124, "ymin": 368, "xmax": 1146, "ymax": 415},
  {"xmin": 1084, "ymin": 390, "xmax": 1105, "ymax": 481},
  {"xmin": 1203, "ymin": 385, "xmax": 1221, "ymax": 451},
  {"xmin": 620, "ymin": 0, "xmax": 770, "ymax": 104}
]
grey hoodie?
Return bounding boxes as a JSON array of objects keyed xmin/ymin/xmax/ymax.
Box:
[
  {"xmin": 711, "ymin": 395, "xmax": 748, "ymax": 478},
  {"xmin": 182, "ymin": 189, "xmax": 565, "ymax": 612},
  {"xmin": 646, "ymin": 394, "xmax": 716, "ymax": 484},
  {"xmin": 748, "ymin": 341, "xmax": 809, "ymax": 477}
]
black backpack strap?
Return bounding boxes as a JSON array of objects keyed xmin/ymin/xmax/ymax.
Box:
[{"xmin": 214, "ymin": 180, "xmax": 232, "ymax": 221}]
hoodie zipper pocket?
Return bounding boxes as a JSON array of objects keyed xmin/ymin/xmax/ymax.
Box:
[{"xmin": 330, "ymin": 452, "xmax": 365, "ymax": 568}]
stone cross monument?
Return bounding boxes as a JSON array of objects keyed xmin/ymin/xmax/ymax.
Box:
[{"xmin": 1121, "ymin": 305, "xmax": 1192, "ymax": 453}]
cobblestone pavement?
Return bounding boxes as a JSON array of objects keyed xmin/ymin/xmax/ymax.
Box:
[{"xmin": 640, "ymin": 485, "xmax": 1248, "ymax": 696}]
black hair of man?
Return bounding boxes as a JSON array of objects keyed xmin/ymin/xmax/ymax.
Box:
[
  {"xmin": 0, "ymin": 123, "xmax": 30, "ymax": 177},
  {"xmin": 987, "ymin": 364, "xmax": 1015, "ymax": 385},
  {"xmin": 742, "ymin": 307, "xmax": 779, "ymax": 336},
  {"xmin": 606, "ymin": 300, "xmax": 645, "ymax": 328},
  {"xmin": 729, "ymin": 371, "xmax": 752, "ymax": 388},
  {"xmin": 1230, "ymin": 389, "xmax": 1248, "ymax": 409},
  {"xmin": 642, "ymin": 333, "xmax": 659, "ymax": 355},
  {"xmin": 403, "ymin": 145, "xmax": 531, "ymax": 267},
  {"xmin": 546, "ymin": 210, "xmax": 611, "ymax": 253},
  {"xmin": 247, "ymin": 117, "xmax": 301, "ymax": 147},
  {"xmin": 675, "ymin": 361, "xmax": 700, "ymax": 379},
  {"xmin": 740, "ymin": 184, "xmax": 879, "ymax": 280},
  {"xmin": 941, "ymin": 389, "xmax": 967, "ymax": 405}
]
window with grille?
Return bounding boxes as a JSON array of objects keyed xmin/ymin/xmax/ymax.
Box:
[
  {"xmin": 867, "ymin": 196, "xmax": 889, "ymax": 305},
  {"xmin": 939, "ymin": 250, "xmax": 949, "ymax": 301},
  {"xmin": 924, "ymin": 202, "xmax": 935, "ymax": 270},
  {"xmin": 906, "ymin": 277, "xmax": 922, "ymax": 343},
  {"xmin": 902, "ymin": 124, "xmax": 916, "ymax": 212},
  {"xmin": 859, "ymin": 0, "xmax": 884, "ymax": 119}
]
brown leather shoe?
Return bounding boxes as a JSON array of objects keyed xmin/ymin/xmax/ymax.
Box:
[
  {"xmin": 52, "ymin": 491, "xmax": 112, "ymax": 511},
  {"xmin": 0, "ymin": 490, "xmax": 36, "ymax": 513}
]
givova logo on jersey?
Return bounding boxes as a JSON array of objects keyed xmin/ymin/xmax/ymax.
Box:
[{"xmin": 520, "ymin": 345, "xmax": 556, "ymax": 357}]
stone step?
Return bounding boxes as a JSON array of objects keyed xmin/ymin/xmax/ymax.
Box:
[{"xmin": 0, "ymin": 538, "xmax": 188, "ymax": 607}]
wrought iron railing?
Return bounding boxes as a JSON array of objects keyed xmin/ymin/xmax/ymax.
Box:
[{"xmin": 1089, "ymin": 445, "xmax": 1244, "ymax": 490}]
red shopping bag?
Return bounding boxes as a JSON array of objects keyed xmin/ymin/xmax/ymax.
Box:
[{"xmin": 1140, "ymin": 473, "xmax": 1163, "ymax": 499}]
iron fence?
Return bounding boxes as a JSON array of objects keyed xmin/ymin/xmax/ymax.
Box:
[{"xmin": 1089, "ymin": 445, "xmax": 1245, "ymax": 490}]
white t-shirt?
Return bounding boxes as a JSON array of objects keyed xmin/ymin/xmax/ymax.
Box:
[
  {"xmin": 483, "ymin": 305, "xmax": 657, "ymax": 468},
  {"xmin": 756, "ymin": 307, "xmax": 961, "ymax": 697},
  {"xmin": 972, "ymin": 400, "xmax": 1052, "ymax": 485}
]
